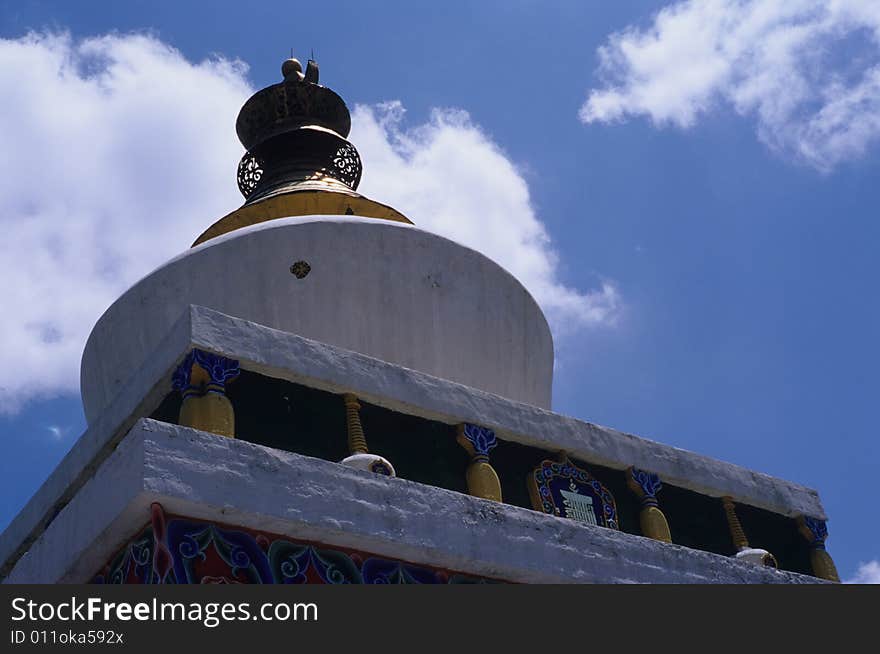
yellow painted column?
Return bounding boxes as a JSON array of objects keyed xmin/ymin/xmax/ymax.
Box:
[
  {"xmin": 722, "ymin": 496, "xmax": 750, "ymax": 550},
  {"xmin": 343, "ymin": 393, "xmax": 369, "ymax": 455},
  {"xmin": 797, "ymin": 516, "xmax": 840, "ymax": 582},
  {"xmin": 722, "ymin": 496, "xmax": 778, "ymax": 567},
  {"xmin": 172, "ymin": 349, "xmax": 239, "ymax": 438},
  {"xmin": 456, "ymin": 423, "xmax": 502, "ymax": 502},
  {"xmin": 626, "ymin": 467, "xmax": 672, "ymax": 543},
  {"xmin": 339, "ymin": 393, "xmax": 395, "ymax": 476}
]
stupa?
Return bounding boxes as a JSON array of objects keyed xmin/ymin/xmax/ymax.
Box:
[{"xmin": 0, "ymin": 58, "xmax": 838, "ymax": 584}]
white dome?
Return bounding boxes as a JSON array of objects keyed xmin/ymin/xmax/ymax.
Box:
[{"xmin": 81, "ymin": 216, "xmax": 554, "ymax": 422}]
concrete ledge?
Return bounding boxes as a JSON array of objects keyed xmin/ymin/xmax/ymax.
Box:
[
  {"xmin": 185, "ymin": 306, "xmax": 824, "ymax": 519},
  {"xmin": 6, "ymin": 420, "xmax": 824, "ymax": 584},
  {"xmin": 1, "ymin": 304, "xmax": 827, "ymax": 580}
]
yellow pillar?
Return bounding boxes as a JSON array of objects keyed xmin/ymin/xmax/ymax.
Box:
[
  {"xmin": 797, "ymin": 516, "xmax": 840, "ymax": 582},
  {"xmin": 722, "ymin": 496, "xmax": 778, "ymax": 567},
  {"xmin": 339, "ymin": 393, "xmax": 395, "ymax": 476},
  {"xmin": 626, "ymin": 467, "xmax": 672, "ymax": 543},
  {"xmin": 456, "ymin": 423, "xmax": 502, "ymax": 502},
  {"xmin": 172, "ymin": 349, "xmax": 239, "ymax": 438},
  {"xmin": 722, "ymin": 496, "xmax": 749, "ymax": 550},
  {"xmin": 343, "ymin": 393, "xmax": 369, "ymax": 455}
]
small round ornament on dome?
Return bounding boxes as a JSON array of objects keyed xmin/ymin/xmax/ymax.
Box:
[{"xmin": 281, "ymin": 57, "xmax": 304, "ymax": 81}]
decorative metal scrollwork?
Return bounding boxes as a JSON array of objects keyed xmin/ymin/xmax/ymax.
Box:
[
  {"xmin": 331, "ymin": 143, "xmax": 362, "ymax": 189},
  {"xmin": 237, "ymin": 152, "xmax": 264, "ymax": 198}
]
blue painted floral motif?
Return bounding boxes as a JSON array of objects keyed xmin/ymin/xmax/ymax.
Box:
[
  {"xmin": 268, "ymin": 541, "xmax": 362, "ymax": 584},
  {"xmin": 462, "ymin": 423, "xmax": 498, "ymax": 457},
  {"xmin": 802, "ymin": 517, "xmax": 828, "ymax": 546},
  {"xmin": 630, "ymin": 468, "xmax": 663, "ymax": 508},
  {"xmin": 172, "ymin": 348, "xmax": 240, "ymax": 395},
  {"xmin": 630, "ymin": 468, "xmax": 662, "ymax": 497},
  {"xmin": 167, "ymin": 520, "xmax": 273, "ymax": 584},
  {"xmin": 94, "ymin": 512, "xmax": 496, "ymax": 584}
]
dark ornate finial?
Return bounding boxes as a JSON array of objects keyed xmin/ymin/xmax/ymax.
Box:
[
  {"xmin": 192, "ymin": 53, "xmax": 413, "ymax": 247},
  {"xmin": 234, "ymin": 56, "xmax": 361, "ymax": 202}
]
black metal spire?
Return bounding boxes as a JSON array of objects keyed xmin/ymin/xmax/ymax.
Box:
[{"xmin": 234, "ymin": 58, "xmax": 362, "ymax": 204}]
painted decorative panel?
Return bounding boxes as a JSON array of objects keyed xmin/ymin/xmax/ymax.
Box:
[
  {"xmin": 527, "ymin": 458, "xmax": 619, "ymax": 530},
  {"xmin": 93, "ymin": 505, "xmax": 496, "ymax": 585}
]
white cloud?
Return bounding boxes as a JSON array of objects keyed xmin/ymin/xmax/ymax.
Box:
[
  {"xmin": 0, "ymin": 32, "xmax": 617, "ymax": 414},
  {"xmin": 46, "ymin": 425, "xmax": 64, "ymax": 440},
  {"xmin": 352, "ymin": 102, "xmax": 620, "ymax": 336},
  {"xmin": 581, "ymin": 0, "xmax": 880, "ymax": 171},
  {"xmin": 0, "ymin": 32, "xmax": 250, "ymax": 413},
  {"xmin": 846, "ymin": 560, "xmax": 880, "ymax": 583}
]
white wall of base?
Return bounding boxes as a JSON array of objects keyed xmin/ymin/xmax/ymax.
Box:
[{"xmin": 5, "ymin": 420, "xmax": 824, "ymax": 584}]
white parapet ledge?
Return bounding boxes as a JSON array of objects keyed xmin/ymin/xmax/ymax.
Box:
[
  {"xmin": 0, "ymin": 304, "xmax": 826, "ymax": 579},
  {"xmin": 6, "ymin": 420, "xmax": 824, "ymax": 584}
]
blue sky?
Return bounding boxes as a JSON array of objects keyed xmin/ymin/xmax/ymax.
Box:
[{"xmin": 1, "ymin": 0, "xmax": 878, "ymax": 583}]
